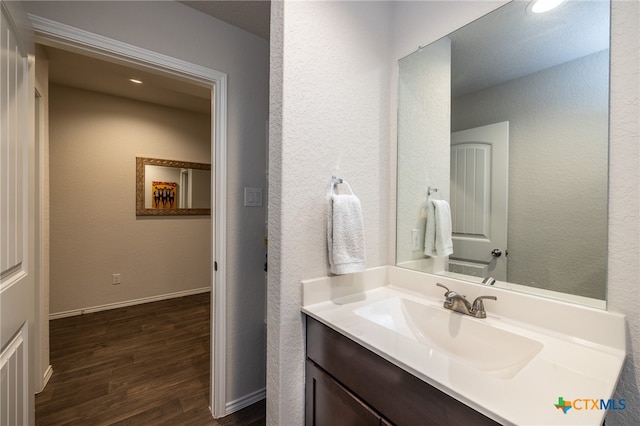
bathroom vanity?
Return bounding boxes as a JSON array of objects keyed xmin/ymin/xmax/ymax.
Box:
[
  {"xmin": 302, "ymin": 267, "xmax": 626, "ymax": 426},
  {"xmin": 306, "ymin": 316, "xmax": 498, "ymax": 425}
]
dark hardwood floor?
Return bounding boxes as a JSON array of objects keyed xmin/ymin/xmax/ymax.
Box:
[{"xmin": 36, "ymin": 293, "xmax": 265, "ymax": 425}]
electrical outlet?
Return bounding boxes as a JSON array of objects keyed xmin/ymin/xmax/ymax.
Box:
[
  {"xmin": 112, "ymin": 273, "xmax": 121, "ymax": 285},
  {"xmin": 411, "ymin": 228, "xmax": 421, "ymax": 250}
]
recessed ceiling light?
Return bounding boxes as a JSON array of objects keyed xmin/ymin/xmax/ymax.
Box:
[
  {"xmin": 129, "ymin": 78, "xmax": 143, "ymax": 84},
  {"xmin": 528, "ymin": 0, "xmax": 566, "ymax": 14}
]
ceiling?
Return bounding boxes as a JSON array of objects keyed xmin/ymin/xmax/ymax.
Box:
[
  {"xmin": 449, "ymin": 0, "xmax": 610, "ymax": 96},
  {"xmin": 42, "ymin": 1, "xmax": 271, "ymax": 114},
  {"xmin": 42, "ymin": 1, "xmax": 608, "ymax": 113},
  {"xmin": 179, "ymin": 0, "xmax": 270, "ymax": 40},
  {"xmin": 42, "ymin": 45, "xmax": 213, "ymax": 113}
]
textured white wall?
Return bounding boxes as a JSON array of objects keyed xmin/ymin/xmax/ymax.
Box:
[
  {"xmin": 48, "ymin": 85, "xmax": 211, "ymax": 312},
  {"xmin": 25, "ymin": 0, "xmax": 269, "ymax": 407},
  {"xmin": 268, "ymin": 1, "xmax": 392, "ymax": 423},
  {"xmin": 268, "ymin": 1, "xmax": 511, "ymax": 423},
  {"xmin": 453, "ymin": 51, "xmax": 609, "ymax": 299},
  {"xmin": 607, "ymin": 0, "xmax": 640, "ymax": 423},
  {"xmin": 270, "ymin": 0, "xmax": 639, "ymax": 424}
]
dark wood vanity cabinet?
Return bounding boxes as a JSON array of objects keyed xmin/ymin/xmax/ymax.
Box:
[
  {"xmin": 305, "ymin": 316, "xmax": 500, "ymax": 426},
  {"xmin": 306, "ymin": 360, "xmax": 388, "ymax": 425}
]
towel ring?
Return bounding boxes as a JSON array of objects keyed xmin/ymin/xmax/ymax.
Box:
[{"xmin": 330, "ymin": 176, "xmax": 354, "ymax": 196}]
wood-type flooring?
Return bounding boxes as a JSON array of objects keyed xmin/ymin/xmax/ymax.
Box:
[{"xmin": 35, "ymin": 293, "xmax": 265, "ymax": 425}]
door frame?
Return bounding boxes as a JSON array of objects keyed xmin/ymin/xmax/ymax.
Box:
[{"xmin": 28, "ymin": 15, "xmax": 229, "ymax": 417}]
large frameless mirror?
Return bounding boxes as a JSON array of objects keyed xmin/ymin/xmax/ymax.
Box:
[{"xmin": 396, "ymin": 0, "xmax": 610, "ymax": 308}]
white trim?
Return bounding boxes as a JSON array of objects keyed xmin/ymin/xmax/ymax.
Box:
[
  {"xmin": 0, "ymin": 269, "xmax": 27, "ymax": 292},
  {"xmin": 211, "ymin": 76, "xmax": 229, "ymax": 419},
  {"xmin": 225, "ymin": 388, "xmax": 266, "ymax": 415},
  {"xmin": 37, "ymin": 365, "xmax": 53, "ymax": 394},
  {"xmin": 28, "ymin": 15, "xmax": 228, "ymax": 418},
  {"xmin": 48, "ymin": 287, "xmax": 211, "ymax": 320},
  {"xmin": 34, "ymin": 65, "xmax": 51, "ymax": 398},
  {"xmin": 28, "ymin": 15, "xmax": 225, "ymax": 85}
]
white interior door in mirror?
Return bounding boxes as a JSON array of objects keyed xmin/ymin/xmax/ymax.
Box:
[{"xmin": 450, "ymin": 121, "xmax": 508, "ymax": 280}]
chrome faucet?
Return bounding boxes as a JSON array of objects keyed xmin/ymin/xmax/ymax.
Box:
[{"xmin": 436, "ymin": 283, "xmax": 497, "ymax": 319}]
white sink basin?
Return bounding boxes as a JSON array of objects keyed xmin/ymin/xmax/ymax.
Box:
[{"xmin": 355, "ymin": 297, "xmax": 543, "ymax": 379}]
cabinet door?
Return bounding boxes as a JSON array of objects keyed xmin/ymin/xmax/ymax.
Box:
[{"xmin": 306, "ymin": 360, "xmax": 383, "ymax": 426}]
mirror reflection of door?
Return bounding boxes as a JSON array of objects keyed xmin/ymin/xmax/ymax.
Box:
[
  {"xmin": 450, "ymin": 121, "xmax": 509, "ymax": 281},
  {"xmin": 180, "ymin": 168, "xmax": 190, "ymax": 208}
]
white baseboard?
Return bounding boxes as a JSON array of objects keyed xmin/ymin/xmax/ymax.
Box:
[
  {"xmin": 225, "ymin": 387, "xmax": 266, "ymax": 415},
  {"xmin": 49, "ymin": 287, "xmax": 211, "ymax": 320},
  {"xmin": 35, "ymin": 365, "xmax": 53, "ymax": 394},
  {"xmin": 37, "ymin": 365, "xmax": 53, "ymax": 394}
]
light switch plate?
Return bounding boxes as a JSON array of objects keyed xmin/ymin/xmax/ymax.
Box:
[{"xmin": 244, "ymin": 187, "xmax": 263, "ymax": 207}]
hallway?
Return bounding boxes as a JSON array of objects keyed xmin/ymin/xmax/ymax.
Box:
[{"xmin": 35, "ymin": 293, "xmax": 265, "ymax": 425}]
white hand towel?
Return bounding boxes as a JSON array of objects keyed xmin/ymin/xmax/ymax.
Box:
[
  {"xmin": 424, "ymin": 199, "xmax": 453, "ymax": 257},
  {"xmin": 328, "ymin": 193, "xmax": 366, "ymax": 274}
]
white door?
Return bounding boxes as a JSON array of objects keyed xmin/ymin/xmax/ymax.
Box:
[
  {"xmin": 1, "ymin": 2, "xmax": 34, "ymax": 425},
  {"xmin": 450, "ymin": 122, "xmax": 508, "ymax": 281}
]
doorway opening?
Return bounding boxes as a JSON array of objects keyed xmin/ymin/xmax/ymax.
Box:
[{"xmin": 31, "ymin": 17, "xmax": 228, "ymax": 417}]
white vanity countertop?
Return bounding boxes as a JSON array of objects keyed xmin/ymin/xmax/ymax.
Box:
[{"xmin": 301, "ymin": 266, "xmax": 626, "ymax": 426}]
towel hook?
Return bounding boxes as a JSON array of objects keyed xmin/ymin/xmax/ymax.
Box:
[{"xmin": 427, "ymin": 186, "xmax": 439, "ymax": 197}]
